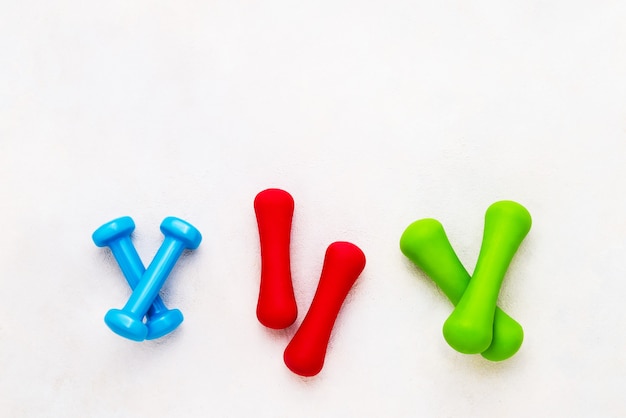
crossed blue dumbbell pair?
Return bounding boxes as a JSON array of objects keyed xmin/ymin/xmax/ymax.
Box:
[{"xmin": 93, "ymin": 216, "xmax": 202, "ymax": 341}]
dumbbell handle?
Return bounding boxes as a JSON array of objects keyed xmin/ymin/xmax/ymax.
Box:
[
  {"xmin": 122, "ymin": 238, "xmax": 186, "ymax": 316},
  {"xmin": 108, "ymin": 238, "xmax": 170, "ymax": 317}
]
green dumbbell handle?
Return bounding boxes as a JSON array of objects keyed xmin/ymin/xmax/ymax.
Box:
[
  {"xmin": 400, "ymin": 217, "xmax": 524, "ymax": 361},
  {"xmin": 442, "ymin": 201, "xmax": 532, "ymax": 355}
]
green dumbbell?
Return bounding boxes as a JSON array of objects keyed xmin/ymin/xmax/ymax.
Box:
[
  {"xmin": 400, "ymin": 217, "xmax": 524, "ymax": 361},
  {"xmin": 442, "ymin": 201, "xmax": 531, "ymax": 355}
]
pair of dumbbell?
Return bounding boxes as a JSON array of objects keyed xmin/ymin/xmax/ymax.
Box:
[
  {"xmin": 254, "ymin": 189, "xmax": 366, "ymax": 377},
  {"xmin": 400, "ymin": 201, "xmax": 531, "ymax": 361},
  {"xmin": 93, "ymin": 216, "xmax": 202, "ymax": 341}
]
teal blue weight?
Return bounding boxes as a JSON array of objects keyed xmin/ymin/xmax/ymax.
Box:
[
  {"xmin": 93, "ymin": 216, "xmax": 184, "ymax": 340},
  {"xmin": 104, "ymin": 217, "xmax": 202, "ymax": 342}
]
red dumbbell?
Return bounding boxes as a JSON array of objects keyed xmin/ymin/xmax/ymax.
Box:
[
  {"xmin": 254, "ymin": 189, "xmax": 298, "ymax": 329},
  {"xmin": 284, "ymin": 241, "xmax": 366, "ymax": 377}
]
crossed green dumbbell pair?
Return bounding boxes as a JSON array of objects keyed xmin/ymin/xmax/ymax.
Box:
[{"xmin": 400, "ymin": 201, "xmax": 531, "ymax": 361}]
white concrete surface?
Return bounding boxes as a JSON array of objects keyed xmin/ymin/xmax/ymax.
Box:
[{"xmin": 1, "ymin": 1, "xmax": 625, "ymax": 416}]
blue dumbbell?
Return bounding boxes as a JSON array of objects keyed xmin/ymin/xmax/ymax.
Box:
[
  {"xmin": 93, "ymin": 216, "xmax": 184, "ymax": 340},
  {"xmin": 103, "ymin": 217, "xmax": 202, "ymax": 341}
]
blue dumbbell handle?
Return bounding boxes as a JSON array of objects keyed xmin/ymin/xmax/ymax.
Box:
[
  {"xmin": 108, "ymin": 237, "xmax": 170, "ymax": 317},
  {"xmin": 122, "ymin": 237, "xmax": 186, "ymax": 318}
]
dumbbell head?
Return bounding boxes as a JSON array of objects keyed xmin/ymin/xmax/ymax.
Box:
[
  {"xmin": 145, "ymin": 308, "xmax": 184, "ymax": 340},
  {"xmin": 160, "ymin": 217, "xmax": 202, "ymax": 249},
  {"xmin": 254, "ymin": 188, "xmax": 294, "ymax": 214},
  {"xmin": 92, "ymin": 216, "xmax": 135, "ymax": 247},
  {"xmin": 104, "ymin": 308, "xmax": 148, "ymax": 342}
]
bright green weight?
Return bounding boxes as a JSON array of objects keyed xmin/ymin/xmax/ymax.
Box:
[
  {"xmin": 400, "ymin": 217, "xmax": 524, "ymax": 361},
  {"xmin": 442, "ymin": 201, "xmax": 531, "ymax": 355}
]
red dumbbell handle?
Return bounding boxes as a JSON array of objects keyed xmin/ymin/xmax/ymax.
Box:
[
  {"xmin": 284, "ymin": 241, "xmax": 366, "ymax": 376},
  {"xmin": 254, "ymin": 189, "xmax": 298, "ymax": 329}
]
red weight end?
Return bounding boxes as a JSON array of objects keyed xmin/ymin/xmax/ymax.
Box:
[
  {"xmin": 254, "ymin": 189, "xmax": 298, "ymax": 329},
  {"xmin": 284, "ymin": 241, "xmax": 366, "ymax": 376}
]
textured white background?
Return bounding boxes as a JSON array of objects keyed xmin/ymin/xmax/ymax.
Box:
[{"xmin": 1, "ymin": 1, "xmax": 625, "ymax": 417}]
